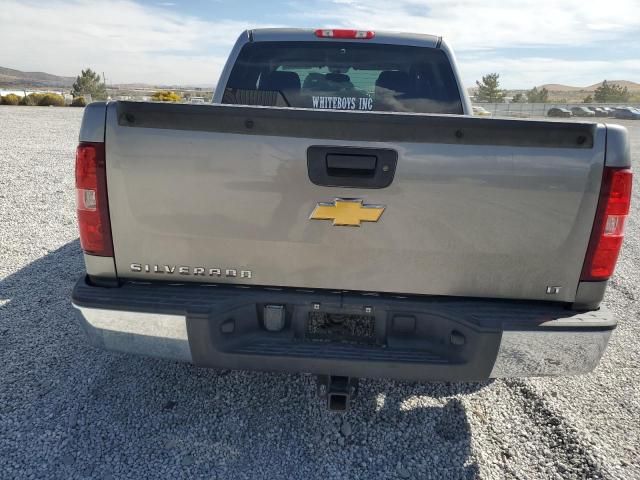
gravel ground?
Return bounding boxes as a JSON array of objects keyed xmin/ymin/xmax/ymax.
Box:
[{"xmin": 0, "ymin": 105, "xmax": 638, "ymax": 480}]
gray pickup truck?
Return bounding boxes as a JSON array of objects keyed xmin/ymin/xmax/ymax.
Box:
[{"xmin": 72, "ymin": 28, "xmax": 632, "ymax": 409}]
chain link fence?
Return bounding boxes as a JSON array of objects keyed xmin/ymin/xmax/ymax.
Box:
[{"xmin": 475, "ymin": 103, "xmax": 640, "ymax": 118}]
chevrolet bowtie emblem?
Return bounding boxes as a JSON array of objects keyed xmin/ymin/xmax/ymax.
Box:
[{"xmin": 309, "ymin": 199, "xmax": 385, "ymax": 227}]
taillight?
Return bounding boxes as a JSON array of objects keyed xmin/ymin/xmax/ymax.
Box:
[
  {"xmin": 75, "ymin": 142, "xmax": 113, "ymax": 256},
  {"xmin": 314, "ymin": 29, "xmax": 375, "ymax": 39},
  {"xmin": 581, "ymin": 167, "xmax": 632, "ymax": 281}
]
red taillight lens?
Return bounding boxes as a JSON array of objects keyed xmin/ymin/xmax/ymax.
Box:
[
  {"xmin": 314, "ymin": 29, "xmax": 375, "ymax": 39},
  {"xmin": 75, "ymin": 142, "xmax": 113, "ymax": 256},
  {"xmin": 581, "ymin": 167, "xmax": 632, "ymax": 281}
]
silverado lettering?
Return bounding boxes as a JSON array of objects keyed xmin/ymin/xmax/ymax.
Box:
[{"xmin": 130, "ymin": 263, "xmax": 252, "ymax": 278}]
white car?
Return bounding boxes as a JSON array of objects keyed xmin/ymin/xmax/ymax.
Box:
[{"xmin": 472, "ymin": 105, "xmax": 491, "ymax": 116}]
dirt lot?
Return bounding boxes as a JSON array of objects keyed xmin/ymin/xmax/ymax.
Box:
[{"xmin": 0, "ymin": 106, "xmax": 638, "ymax": 479}]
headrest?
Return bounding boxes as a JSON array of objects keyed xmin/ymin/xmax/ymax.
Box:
[
  {"xmin": 259, "ymin": 71, "xmax": 301, "ymax": 92},
  {"xmin": 302, "ymin": 72, "xmax": 327, "ymax": 90},
  {"xmin": 325, "ymin": 73, "xmax": 351, "ymax": 83},
  {"xmin": 375, "ymin": 71, "xmax": 411, "ymax": 94}
]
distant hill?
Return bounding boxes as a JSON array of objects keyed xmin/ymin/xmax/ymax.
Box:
[
  {"xmin": 468, "ymin": 79, "xmax": 640, "ymax": 103},
  {"xmin": 0, "ymin": 66, "xmax": 75, "ymax": 88},
  {"xmin": 538, "ymin": 80, "xmax": 640, "ymax": 92},
  {"xmin": 0, "ymin": 66, "xmax": 214, "ymax": 90}
]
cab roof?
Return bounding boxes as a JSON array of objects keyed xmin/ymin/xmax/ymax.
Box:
[{"xmin": 248, "ymin": 28, "xmax": 441, "ymax": 49}]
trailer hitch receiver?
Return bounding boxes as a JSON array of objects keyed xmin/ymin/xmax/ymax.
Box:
[{"xmin": 317, "ymin": 375, "xmax": 359, "ymax": 411}]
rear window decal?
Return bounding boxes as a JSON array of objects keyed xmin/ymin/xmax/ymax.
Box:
[{"xmin": 312, "ymin": 96, "xmax": 373, "ymax": 111}]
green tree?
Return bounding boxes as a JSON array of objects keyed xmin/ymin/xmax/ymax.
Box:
[
  {"xmin": 151, "ymin": 90, "xmax": 182, "ymax": 102},
  {"xmin": 511, "ymin": 93, "xmax": 525, "ymax": 103},
  {"xmin": 71, "ymin": 68, "xmax": 107, "ymax": 100},
  {"xmin": 582, "ymin": 95, "xmax": 593, "ymax": 103},
  {"xmin": 526, "ymin": 86, "xmax": 549, "ymax": 103},
  {"xmin": 475, "ymin": 73, "xmax": 506, "ymax": 103},
  {"xmin": 593, "ymin": 80, "xmax": 629, "ymax": 103}
]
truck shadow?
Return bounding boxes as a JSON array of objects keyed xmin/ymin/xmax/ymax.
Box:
[{"xmin": 0, "ymin": 240, "xmax": 488, "ymax": 479}]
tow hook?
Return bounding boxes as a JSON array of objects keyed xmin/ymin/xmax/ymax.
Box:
[{"xmin": 317, "ymin": 375, "xmax": 359, "ymax": 411}]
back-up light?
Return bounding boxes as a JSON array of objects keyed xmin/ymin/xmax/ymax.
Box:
[
  {"xmin": 581, "ymin": 167, "xmax": 632, "ymax": 281},
  {"xmin": 75, "ymin": 142, "xmax": 113, "ymax": 256},
  {"xmin": 314, "ymin": 29, "xmax": 375, "ymax": 39}
]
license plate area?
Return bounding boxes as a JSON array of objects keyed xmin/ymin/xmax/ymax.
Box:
[{"xmin": 306, "ymin": 311, "xmax": 377, "ymax": 345}]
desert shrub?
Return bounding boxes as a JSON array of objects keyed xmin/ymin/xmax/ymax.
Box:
[
  {"xmin": 151, "ymin": 90, "xmax": 182, "ymax": 102},
  {"xmin": 38, "ymin": 93, "xmax": 65, "ymax": 106},
  {"xmin": 20, "ymin": 93, "xmax": 45, "ymax": 106},
  {"xmin": 1, "ymin": 94, "xmax": 21, "ymax": 105},
  {"xmin": 71, "ymin": 96, "xmax": 87, "ymax": 107},
  {"xmin": 20, "ymin": 95, "xmax": 36, "ymax": 106}
]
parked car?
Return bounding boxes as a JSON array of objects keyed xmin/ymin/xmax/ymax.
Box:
[
  {"xmin": 547, "ymin": 107, "xmax": 572, "ymax": 118},
  {"xmin": 613, "ymin": 107, "xmax": 640, "ymax": 120},
  {"xmin": 571, "ymin": 106, "xmax": 596, "ymax": 117},
  {"xmin": 590, "ymin": 107, "xmax": 608, "ymax": 117},
  {"xmin": 71, "ymin": 28, "xmax": 631, "ymax": 410},
  {"xmin": 472, "ymin": 105, "xmax": 491, "ymax": 116}
]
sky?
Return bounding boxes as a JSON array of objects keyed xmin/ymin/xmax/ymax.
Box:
[{"xmin": 1, "ymin": 0, "xmax": 639, "ymax": 89}]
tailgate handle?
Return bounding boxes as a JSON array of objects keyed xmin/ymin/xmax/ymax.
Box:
[
  {"xmin": 326, "ymin": 154, "xmax": 377, "ymax": 177},
  {"xmin": 308, "ymin": 146, "xmax": 397, "ymax": 189}
]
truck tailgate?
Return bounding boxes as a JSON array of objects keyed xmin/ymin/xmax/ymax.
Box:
[{"xmin": 104, "ymin": 101, "xmax": 605, "ymax": 302}]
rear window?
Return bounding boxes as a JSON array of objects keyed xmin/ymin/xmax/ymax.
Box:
[{"xmin": 222, "ymin": 41, "xmax": 463, "ymax": 114}]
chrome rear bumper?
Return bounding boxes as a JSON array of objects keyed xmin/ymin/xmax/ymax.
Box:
[
  {"xmin": 74, "ymin": 307, "xmax": 192, "ymax": 362},
  {"xmin": 72, "ymin": 278, "xmax": 615, "ymax": 380},
  {"xmin": 490, "ymin": 329, "xmax": 612, "ymax": 377}
]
